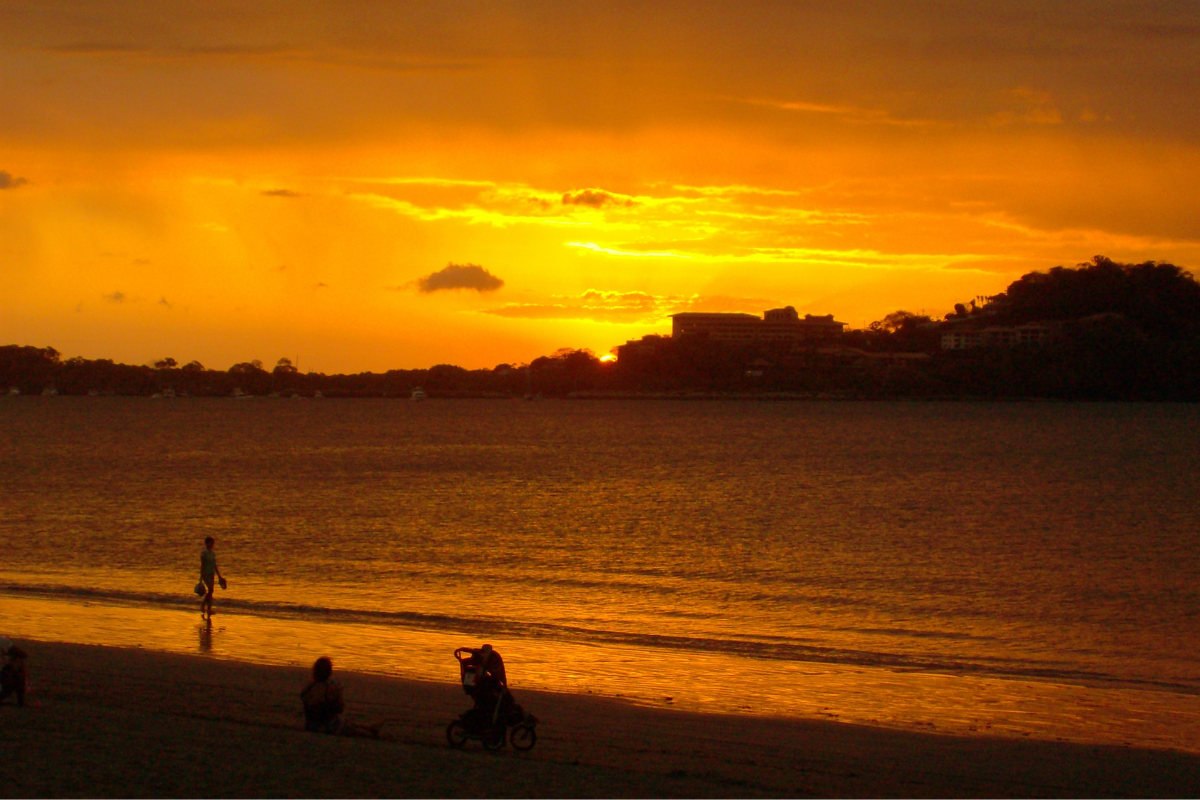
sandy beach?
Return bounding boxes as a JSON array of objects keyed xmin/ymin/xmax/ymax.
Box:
[{"xmin": 1, "ymin": 639, "xmax": 1196, "ymax": 798}]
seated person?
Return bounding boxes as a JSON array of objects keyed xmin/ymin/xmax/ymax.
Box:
[
  {"xmin": 300, "ymin": 657, "xmax": 382, "ymax": 737},
  {"xmin": 301, "ymin": 656, "xmax": 345, "ymax": 734},
  {"xmin": 0, "ymin": 645, "xmax": 27, "ymax": 707}
]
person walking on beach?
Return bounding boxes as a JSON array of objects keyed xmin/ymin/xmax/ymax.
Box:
[{"xmin": 199, "ymin": 536, "xmax": 226, "ymax": 620}]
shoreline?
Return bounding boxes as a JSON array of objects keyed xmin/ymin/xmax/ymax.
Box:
[
  {"xmin": 5, "ymin": 638, "xmax": 1200, "ymax": 797},
  {"xmin": 5, "ymin": 591, "xmax": 1200, "ymax": 758}
]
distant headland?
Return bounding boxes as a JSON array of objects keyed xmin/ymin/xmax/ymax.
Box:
[{"xmin": 4, "ymin": 256, "xmax": 1199, "ymax": 401}]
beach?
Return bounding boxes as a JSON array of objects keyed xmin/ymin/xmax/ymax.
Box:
[{"xmin": 4, "ymin": 638, "xmax": 1198, "ymax": 798}]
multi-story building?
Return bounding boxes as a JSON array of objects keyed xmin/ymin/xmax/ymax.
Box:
[
  {"xmin": 671, "ymin": 306, "xmax": 846, "ymax": 343},
  {"xmin": 940, "ymin": 323, "xmax": 1054, "ymax": 350}
]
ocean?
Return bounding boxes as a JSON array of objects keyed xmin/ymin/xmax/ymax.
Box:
[{"xmin": 2, "ymin": 397, "xmax": 1198, "ymax": 751}]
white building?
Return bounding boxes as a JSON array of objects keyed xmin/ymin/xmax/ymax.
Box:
[{"xmin": 941, "ymin": 323, "xmax": 1054, "ymax": 350}]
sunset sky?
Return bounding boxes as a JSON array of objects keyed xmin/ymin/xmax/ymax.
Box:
[{"xmin": 2, "ymin": 1, "xmax": 1199, "ymax": 371}]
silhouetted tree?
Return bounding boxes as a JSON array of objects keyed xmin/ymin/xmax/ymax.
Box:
[
  {"xmin": 228, "ymin": 361, "xmax": 270, "ymax": 394},
  {"xmin": 865, "ymin": 311, "xmax": 939, "ymax": 352},
  {"xmin": 986, "ymin": 255, "xmax": 1200, "ymax": 339}
]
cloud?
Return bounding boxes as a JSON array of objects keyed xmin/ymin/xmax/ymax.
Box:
[
  {"xmin": 158, "ymin": 296, "xmax": 172, "ymax": 308},
  {"xmin": 734, "ymin": 96, "xmax": 932, "ymax": 127},
  {"xmin": 42, "ymin": 42, "xmax": 477, "ymax": 74},
  {"xmin": 416, "ymin": 263, "xmax": 504, "ymax": 293},
  {"xmin": 561, "ymin": 189, "xmax": 637, "ymax": 208},
  {"xmin": 103, "ymin": 291, "xmax": 126, "ymax": 303},
  {"xmin": 262, "ymin": 189, "xmax": 302, "ymax": 198},
  {"xmin": 0, "ymin": 171, "xmax": 28, "ymax": 190},
  {"xmin": 315, "ymin": 282, "xmax": 329, "ymax": 288},
  {"xmin": 483, "ymin": 290, "xmax": 775, "ymax": 323}
]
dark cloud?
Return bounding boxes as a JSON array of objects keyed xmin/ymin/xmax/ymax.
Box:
[
  {"xmin": 262, "ymin": 189, "xmax": 302, "ymax": 198},
  {"xmin": 158, "ymin": 297, "xmax": 172, "ymax": 308},
  {"xmin": 1123, "ymin": 22, "xmax": 1200, "ymax": 40},
  {"xmin": 47, "ymin": 42, "xmax": 141, "ymax": 55},
  {"xmin": 417, "ymin": 263, "xmax": 504, "ymax": 293},
  {"xmin": 0, "ymin": 171, "xmax": 28, "ymax": 190},
  {"xmin": 315, "ymin": 282, "xmax": 329, "ymax": 288},
  {"xmin": 561, "ymin": 189, "xmax": 636, "ymax": 208},
  {"xmin": 46, "ymin": 42, "xmax": 292, "ymax": 58},
  {"xmin": 103, "ymin": 291, "xmax": 126, "ymax": 303}
]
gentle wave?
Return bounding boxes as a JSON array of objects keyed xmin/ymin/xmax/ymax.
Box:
[{"xmin": 3, "ymin": 581, "xmax": 1194, "ymax": 694}]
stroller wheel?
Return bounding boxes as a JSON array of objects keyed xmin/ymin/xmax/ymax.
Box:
[
  {"xmin": 481, "ymin": 727, "xmax": 506, "ymax": 751},
  {"xmin": 446, "ymin": 721, "xmax": 468, "ymax": 748},
  {"xmin": 510, "ymin": 723, "xmax": 537, "ymax": 752}
]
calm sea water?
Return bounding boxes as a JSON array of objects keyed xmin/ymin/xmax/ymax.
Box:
[{"xmin": 2, "ymin": 398, "xmax": 1199, "ymax": 750}]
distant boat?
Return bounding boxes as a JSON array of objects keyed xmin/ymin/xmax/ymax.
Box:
[
  {"xmin": 411, "ymin": 387, "xmax": 427, "ymax": 401},
  {"xmin": 6, "ymin": 387, "xmax": 18, "ymax": 396},
  {"xmin": 41, "ymin": 386, "xmax": 58, "ymax": 396}
]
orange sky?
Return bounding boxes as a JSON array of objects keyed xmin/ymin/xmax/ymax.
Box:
[{"xmin": 2, "ymin": 1, "xmax": 1199, "ymax": 371}]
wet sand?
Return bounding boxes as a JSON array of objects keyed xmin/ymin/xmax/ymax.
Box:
[{"xmin": 3, "ymin": 639, "xmax": 1199, "ymax": 798}]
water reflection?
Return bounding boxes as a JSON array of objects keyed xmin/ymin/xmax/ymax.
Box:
[{"xmin": 198, "ymin": 617, "xmax": 217, "ymax": 654}]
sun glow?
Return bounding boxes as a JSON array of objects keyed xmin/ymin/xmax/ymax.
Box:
[{"xmin": 2, "ymin": 2, "xmax": 1198, "ymax": 371}]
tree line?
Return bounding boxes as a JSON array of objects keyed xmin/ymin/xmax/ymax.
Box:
[{"xmin": 3, "ymin": 256, "xmax": 1200, "ymax": 401}]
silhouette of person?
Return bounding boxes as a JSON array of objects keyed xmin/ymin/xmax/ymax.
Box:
[
  {"xmin": 301, "ymin": 657, "xmax": 345, "ymax": 734},
  {"xmin": 0, "ymin": 644, "xmax": 27, "ymax": 707},
  {"xmin": 465, "ymin": 644, "xmax": 511, "ymax": 718},
  {"xmin": 300, "ymin": 657, "xmax": 382, "ymax": 737},
  {"xmin": 199, "ymin": 536, "xmax": 226, "ymax": 620}
]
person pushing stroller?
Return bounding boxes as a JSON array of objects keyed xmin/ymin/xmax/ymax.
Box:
[
  {"xmin": 464, "ymin": 644, "xmax": 509, "ymax": 715},
  {"xmin": 446, "ymin": 644, "xmax": 538, "ymax": 751}
]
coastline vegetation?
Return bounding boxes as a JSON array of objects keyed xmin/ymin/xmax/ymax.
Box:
[{"xmin": 4, "ymin": 256, "xmax": 1199, "ymax": 401}]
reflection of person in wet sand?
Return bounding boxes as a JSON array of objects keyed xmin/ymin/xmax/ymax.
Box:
[
  {"xmin": 198, "ymin": 618, "xmax": 214, "ymax": 653},
  {"xmin": 199, "ymin": 536, "xmax": 226, "ymax": 620},
  {"xmin": 300, "ymin": 657, "xmax": 383, "ymax": 738}
]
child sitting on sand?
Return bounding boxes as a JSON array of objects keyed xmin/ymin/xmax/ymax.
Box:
[
  {"xmin": 0, "ymin": 642, "xmax": 27, "ymax": 707},
  {"xmin": 300, "ymin": 657, "xmax": 382, "ymax": 738}
]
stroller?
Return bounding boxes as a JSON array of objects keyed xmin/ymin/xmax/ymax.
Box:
[{"xmin": 445, "ymin": 645, "xmax": 538, "ymax": 751}]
